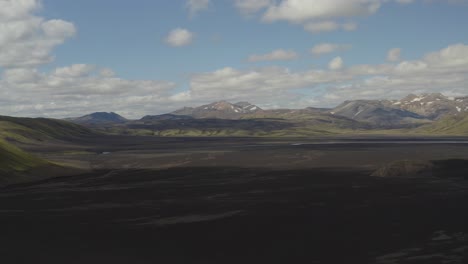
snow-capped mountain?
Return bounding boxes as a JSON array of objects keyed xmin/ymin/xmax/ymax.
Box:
[
  {"xmin": 331, "ymin": 100, "xmax": 428, "ymax": 127},
  {"xmin": 395, "ymin": 93, "xmax": 468, "ymax": 119},
  {"xmin": 171, "ymin": 101, "xmax": 262, "ymax": 119},
  {"xmin": 329, "ymin": 93, "xmax": 468, "ymax": 125}
]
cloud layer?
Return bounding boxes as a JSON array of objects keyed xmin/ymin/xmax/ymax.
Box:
[{"xmin": 181, "ymin": 43, "xmax": 468, "ymax": 109}]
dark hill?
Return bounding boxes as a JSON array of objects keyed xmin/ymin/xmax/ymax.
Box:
[{"xmin": 68, "ymin": 112, "xmax": 127, "ymax": 125}]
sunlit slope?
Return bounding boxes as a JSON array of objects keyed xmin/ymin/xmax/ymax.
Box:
[
  {"xmin": 0, "ymin": 116, "xmax": 94, "ymax": 186},
  {"xmin": 0, "ymin": 115, "xmax": 96, "ymax": 143},
  {"xmin": 0, "ymin": 139, "xmax": 50, "ymax": 185},
  {"xmin": 415, "ymin": 113, "xmax": 468, "ymax": 135}
]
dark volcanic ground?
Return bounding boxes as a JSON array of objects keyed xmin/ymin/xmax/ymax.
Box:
[{"xmin": 1, "ymin": 137, "xmax": 468, "ymax": 263}]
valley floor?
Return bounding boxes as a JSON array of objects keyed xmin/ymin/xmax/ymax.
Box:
[{"xmin": 1, "ymin": 136, "xmax": 468, "ymax": 263}]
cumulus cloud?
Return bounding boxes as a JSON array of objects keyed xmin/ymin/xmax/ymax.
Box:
[
  {"xmin": 310, "ymin": 43, "xmax": 351, "ymax": 56},
  {"xmin": 182, "ymin": 43, "xmax": 468, "ymax": 109},
  {"xmin": 321, "ymin": 43, "xmax": 468, "ymax": 104},
  {"xmin": 0, "ymin": 0, "xmax": 76, "ymax": 68},
  {"xmin": 387, "ymin": 48, "xmax": 402, "ymax": 62},
  {"xmin": 262, "ymin": 0, "xmax": 383, "ymax": 23},
  {"xmin": 164, "ymin": 28, "xmax": 194, "ymax": 47},
  {"xmin": 248, "ymin": 49, "xmax": 298, "ymax": 62},
  {"xmin": 233, "ymin": 0, "xmax": 415, "ymax": 33},
  {"xmin": 0, "ymin": 64, "xmax": 178, "ymax": 118},
  {"xmin": 328, "ymin": 56, "xmax": 344, "ymax": 70},
  {"xmin": 186, "ymin": 0, "xmax": 210, "ymax": 16}
]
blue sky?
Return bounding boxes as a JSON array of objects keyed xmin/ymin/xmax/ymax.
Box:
[{"xmin": 1, "ymin": 0, "xmax": 468, "ymax": 118}]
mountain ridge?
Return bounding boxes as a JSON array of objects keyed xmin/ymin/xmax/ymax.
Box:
[
  {"xmin": 67, "ymin": 112, "xmax": 128, "ymax": 125},
  {"xmin": 64, "ymin": 93, "xmax": 468, "ymax": 136}
]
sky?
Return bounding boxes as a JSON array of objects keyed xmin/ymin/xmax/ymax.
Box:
[{"xmin": 1, "ymin": 0, "xmax": 468, "ymax": 119}]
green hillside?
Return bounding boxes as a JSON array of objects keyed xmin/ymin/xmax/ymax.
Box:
[
  {"xmin": 0, "ymin": 115, "xmax": 96, "ymax": 143},
  {"xmin": 415, "ymin": 113, "xmax": 468, "ymax": 135},
  {"xmin": 0, "ymin": 139, "xmax": 49, "ymax": 185},
  {"xmin": 0, "ymin": 139, "xmax": 45, "ymax": 172},
  {"xmin": 0, "ymin": 116, "xmax": 94, "ymax": 186}
]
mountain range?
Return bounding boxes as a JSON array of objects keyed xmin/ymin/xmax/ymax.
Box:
[
  {"xmin": 67, "ymin": 93, "xmax": 466, "ymax": 125},
  {"xmin": 62, "ymin": 93, "xmax": 468, "ymax": 137}
]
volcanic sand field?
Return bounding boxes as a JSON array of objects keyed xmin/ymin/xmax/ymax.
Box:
[{"xmin": 2, "ymin": 136, "xmax": 468, "ymax": 263}]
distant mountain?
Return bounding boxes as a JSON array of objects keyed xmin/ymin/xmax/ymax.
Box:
[
  {"xmin": 171, "ymin": 101, "xmax": 262, "ymax": 119},
  {"xmin": 68, "ymin": 93, "xmax": 468, "ymax": 135},
  {"xmin": 331, "ymin": 100, "xmax": 429, "ymax": 127},
  {"xmin": 140, "ymin": 114, "xmax": 194, "ymax": 121},
  {"xmin": 395, "ymin": 93, "xmax": 468, "ymax": 119},
  {"xmin": 68, "ymin": 112, "xmax": 127, "ymax": 125}
]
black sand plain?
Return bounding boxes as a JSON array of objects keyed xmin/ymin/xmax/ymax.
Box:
[{"xmin": 2, "ymin": 136, "xmax": 468, "ymax": 263}]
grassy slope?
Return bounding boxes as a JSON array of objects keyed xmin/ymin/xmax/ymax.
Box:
[
  {"xmin": 0, "ymin": 115, "xmax": 95, "ymax": 143},
  {"xmin": 0, "ymin": 139, "xmax": 46, "ymax": 172},
  {"xmin": 415, "ymin": 113, "xmax": 468, "ymax": 135},
  {"xmin": 0, "ymin": 116, "xmax": 95, "ymax": 186},
  {"xmin": 0, "ymin": 139, "xmax": 49, "ymax": 185}
]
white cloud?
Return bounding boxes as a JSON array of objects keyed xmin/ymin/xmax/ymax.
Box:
[
  {"xmin": 387, "ymin": 48, "xmax": 402, "ymax": 62},
  {"xmin": 328, "ymin": 56, "xmax": 344, "ymax": 70},
  {"xmin": 262, "ymin": 0, "xmax": 383, "ymax": 23},
  {"xmin": 164, "ymin": 28, "xmax": 194, "ymax": 47},
  {"xmin": 234, "ymin": 0, "xmax": 272, "ymax": 14},
  {"xmin": 99, "ymin": 68, "xmax": 116, "ymax": 78},
  {"xmin": 0, "ymin": 0, "xmax": 76, "ymax": 68},
  {"xmin": 54, "ymin": 64, "xmax": 95, "ymax": 78},
  {"xmin": 248, "ymin": 49, "xmax": 298, "ymax": 62},
  {"xmin": 0, "ymin": 64, "xmax": 178, "ymax": 118},
  {"xmin": 423, "ymin": 43, "xmax": 468, "ymax": 67},
  {"xmin": 233, "ymin": 0, "xmax": 415, "ymax": 33},
  {"xmin": 185, "ymin": 65, "xmax": 355, "ymax": 108},
  {"xmin": 304, "ymin": 21, "xmax": 339, "ymax": 33},
  {"xmin": 304, "ymin": 21, "xmax": 358, "ymax": 33},
  {"xmin": 0, "ymin": 0, "xmax": 39, "ymax": 21},
  {"xmin": 310, "ymin": 43, "xmax": 350, "ymax": 56},
  {"xmin": 186, "ymin": 0, "xmax": 210, "ymax": 16},
  {"xmin": 182, "ymin": 43, "xmax": 468, "ymax": 109}
]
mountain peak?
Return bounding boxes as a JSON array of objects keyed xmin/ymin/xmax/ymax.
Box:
[
  {"xmin": 69, "ymin": 112, "xmax": 127, "ymax": 124},
  {"xmin": 395, "ymin": 93, "xmax": 466, "ymax": 119},
  {"xmin": 170, "ymin": 100, "xmax": 261, "ymax": 119}
]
